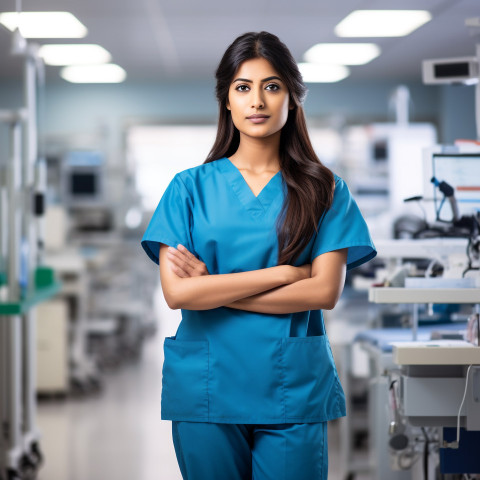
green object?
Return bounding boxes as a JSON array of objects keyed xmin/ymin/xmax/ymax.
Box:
[
  {"xmin": 0, "ymin": 272, "xmax": 6, "ymax": 287},
  {"xmin": 35, "ymin": 266, "xmax": 56, "ymax": 289},
  {"xmin": 0, "ymin": 266, "xmax": 61, "ymax": 315}
]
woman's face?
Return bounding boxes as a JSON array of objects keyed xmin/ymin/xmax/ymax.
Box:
[{"xmin": 226, "ymin": 57, "xmax": 292, "ymax": 141}]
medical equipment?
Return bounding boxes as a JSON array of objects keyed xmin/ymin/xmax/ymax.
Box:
[
  {"xmin": 0, "ymin": 24, "xmax": 60, "ymax": 480},
  {"xmin": 366, "ymin": 238, "xmax": 480, "ymax": 478},
  {"xmin": 430, "ymin": 153, "xmax": 480, "ymax": 220},
  {"xmin": 62, "ymin": 149, "xmax": 105, "ymax": 207}
]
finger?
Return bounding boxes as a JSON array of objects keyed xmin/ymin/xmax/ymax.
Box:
[
  {"xmin": 176, "ymin": 245, "xmax": 208, "ymax": 274},
  {"xmin": 167, "ymin": 258, "xmax": 188, "ymax": 278},
  {"xmin": 169, "ymin": 248, "xmax": 209, "ymax": 277},
  {"xmin": 168, "ymin": 247, "xmax": 197, "ymax": 271},
  {"xmin": 176, "ymin": 244, "xmax": 199, "ymax": 264},
  {"xmin": 167, "ymin": 250, "xmax": 193, "ymax": 274}
]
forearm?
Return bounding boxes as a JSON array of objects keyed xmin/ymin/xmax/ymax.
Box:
[
  {"xmin": 167, "ymin": 265, "xmax": 292, "ymax": 310},
  {"xmin": 226, "ymin": 276, "xmax": 339, "ymax": 314}
]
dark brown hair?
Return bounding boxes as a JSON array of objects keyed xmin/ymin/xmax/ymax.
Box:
[{"xmin": 204, "ymin": 31, "xmax": 335, "ymax": 265}]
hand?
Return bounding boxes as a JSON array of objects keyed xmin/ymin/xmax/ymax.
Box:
[
  {"xmin": 166, "ymin": 244, "xmax": 209, "ymax": 278},
  {"xmin": 288, "ymin": 263, "xmax": 312, "ymax": 283},
  {"xmin": 298, "ymin": 263, "xmax": 312, "ymax": 280}
]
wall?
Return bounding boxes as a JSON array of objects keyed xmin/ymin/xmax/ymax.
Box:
[
  {"xmin": 0, "ymin": 78, "xmax": 476, "ymax": 159},
  {"xmin": 439, "ymin": 84, "xmax": 476, "ymax": 143},
  {"xmin": 0, "ymin": 78, "xmax": 476, "ymax": 172}
]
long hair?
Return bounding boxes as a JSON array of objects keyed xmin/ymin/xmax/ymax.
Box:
[{"xmin": 205, "ymin": 31, "xmax": 335, "ymax": 265}]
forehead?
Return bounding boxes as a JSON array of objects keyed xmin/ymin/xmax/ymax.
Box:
[{"xmin": 232, "ymin": 57, "xmax": 282, "ymax": 81}]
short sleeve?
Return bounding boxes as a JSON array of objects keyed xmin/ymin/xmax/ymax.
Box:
[
  {"xmin": 310, "ymin": 176, "xmax": 376, "ymax": 270},
  {"xmin": 141, "ymin": 174, "xmax": 193, "ymax": 265}
]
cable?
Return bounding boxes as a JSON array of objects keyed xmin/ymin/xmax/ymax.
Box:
[
  {"xmin": 421, "ymin": 427, "xmax": 429, "ymax": 480},
  {"xmin": 436, "ymin": 196, "xmax": 446, "ymax": 221},
  {"xmin": 477, "ymin": 312, "xmax": 480, "ymax": 347},
  {"xmin": 456, "ymin": 365, "xmax": 473, "ymax": 445},
  {"xmin": 444, "ymin": 365, "xmax": 473, "ymax": 448}
]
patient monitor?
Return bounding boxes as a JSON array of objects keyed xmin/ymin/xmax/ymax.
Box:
[{"xmin": 423, "ymin": 146, "xmax": 480, "ymax": 222}]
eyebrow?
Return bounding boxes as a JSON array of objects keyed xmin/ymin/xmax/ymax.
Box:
[{"xmin": 232, "ymin": 76, "xmax": 283, "ymax": 83}]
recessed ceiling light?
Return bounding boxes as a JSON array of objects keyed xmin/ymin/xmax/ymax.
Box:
[
  {"xmin": 304, "ymin": 43, "xmax": 381, "ymax": 66},
  {"xmin": 60, "ymin": 64, "xmax": 127, "ymax": 83},
  {"xmin": 335, "ymin": 10, "xmax": 431, "ymax": 37},
  {"xmin": 39, "ymin": 45, "xmax": 112, "ymax": 66},
  {"xmin": 0, "ymin": 12, "xmax": 87, "ymax": 38},
  {"xmin": 298, "ymin": 63, "xmax": 350, "ymax": 83}
]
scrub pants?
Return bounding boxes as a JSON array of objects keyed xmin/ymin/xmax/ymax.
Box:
[{"xmin": 171, "ymin": 421, "xmax": 328, "ymax": 480}]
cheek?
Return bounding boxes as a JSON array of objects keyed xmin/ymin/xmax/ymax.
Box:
[{"xmin": 277, "ymin": 96, "xmax": 291, "ymax": 124}]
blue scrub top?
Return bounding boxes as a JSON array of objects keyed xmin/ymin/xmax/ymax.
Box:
[{"xmin": 141, "ymin": 157, "xmax": 376, "ymax": 424}]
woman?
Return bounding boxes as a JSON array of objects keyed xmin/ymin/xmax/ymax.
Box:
[{"xmin": 141, "ymin": 31, "xmax": 376, "ymax": 480}]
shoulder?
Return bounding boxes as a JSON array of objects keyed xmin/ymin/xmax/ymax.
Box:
[
  {"xmin": 174, "ymin": 159, "xmax": 225, "ymax": 193},
  {"xmin": 332, "ymin": 173, "xmax": 350, "ymax": 200}
]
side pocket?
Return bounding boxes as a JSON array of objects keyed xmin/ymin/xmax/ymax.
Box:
[
  {"xmin": 282, "ymin": 335, "xmax": 344, "ymax": 421},
  {"xmin": 161, "ymin": 336, "xmax": 209, "ymax": 420}
]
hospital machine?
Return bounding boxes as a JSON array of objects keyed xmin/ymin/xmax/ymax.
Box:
[
  {"xmin": 357, "ymin": 144, "xmax": 480, "ymax": 479},
  {"xmin": 348, "ymin": 21, "xmax": 480, "ymax": 474},
  {"xmin": 357, "ymin": 24, "xmax": 480, "ymax": 480},
  {"xmin": 0, "ymin": 25, "xmax": 60, "ymax": 480},
  {"xmin": 43, "ymin": 143, "xmax": 157, "ymax": 373}
]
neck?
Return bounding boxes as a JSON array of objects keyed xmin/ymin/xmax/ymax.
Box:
[{"xmin": 229, "ymin": 132, "xmax": 281, "ymax": 172}]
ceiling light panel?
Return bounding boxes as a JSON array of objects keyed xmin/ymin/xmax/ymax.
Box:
[
  {"xmin": 0, "ymin": 12, "xmax": 87, "ymax": 38},
  {"xmin": 335, "ymin": 10, "xmax": 432, "ymax": 37},
  {"xmin": 304, "ymin": 43, "xmax": 381, "ymax": 65},
  {"xmin": 298, "ymin": 63, "xmax": 350, "ymax": 83},
  {"xmin": 60, "ymin": 64, "xmax": 127, "ymax": 83},
  {"xmin": 39, "ymin": 45, "xmax": 112, "ymax": 66}
]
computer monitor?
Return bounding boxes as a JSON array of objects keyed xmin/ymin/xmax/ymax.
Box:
[
  {"xmin": 430, "ymin": 153, "xmax": 480, "ymax": 218},
  {"xmin": 62, "ymin": 150, "xmax": 104, "ymax": 206},
  {"xmin": 70, "ymin": 171, "xmax": 97, "ymax": 195}
]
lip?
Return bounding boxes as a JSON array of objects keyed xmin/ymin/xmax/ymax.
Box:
[{"xmin": 246, "ymin": 114, "xmax": 270, "ymax": 119}]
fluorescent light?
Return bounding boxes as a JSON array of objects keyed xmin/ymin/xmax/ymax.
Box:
[
  {"xmin": 0, "ymin": 12, "xmax": 87, "ymax": 38},
  {"xmin": 335, "ymin": 10, "xmax": 431, "ymax": 37},
  {"xmin": 304, "ymin": 43, "xmax": 380, "ymax": 66},
  {"xmin": 60, "ymin": 64, "xmax": 127, "ymax": 83},
  {"xmin": 39, "ymin": 44, "xmax": 111, "ymax": 66},
  {"xmin": 298, "ymin": 63, "xmax": 350, "ymax": 83}
]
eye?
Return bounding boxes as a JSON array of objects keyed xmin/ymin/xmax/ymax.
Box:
[
  {"xmin": 266, "ymin": 83, "xmax": 280, "ymax": 91},
  {"xmin": 235, "ymin": 84, "xmax": 250, "ymax": 92}
]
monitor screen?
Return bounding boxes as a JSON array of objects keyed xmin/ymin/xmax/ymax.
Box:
[
  {"xmin": 432, "ymin": 154, "xmax": 480, "ymax": 217},
  {"xmin": 70, "ymin": 172, "xmax": 97, "ymax": 195}
]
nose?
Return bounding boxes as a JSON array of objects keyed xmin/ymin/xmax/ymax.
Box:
[{"xmin": 251, "ymin": 87, "xmax": 264, "ymax": 109}]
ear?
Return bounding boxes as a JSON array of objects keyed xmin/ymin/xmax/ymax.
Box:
[{"xmin": 226, "ymin": 99, "xmax": 231, "ymax": 110}]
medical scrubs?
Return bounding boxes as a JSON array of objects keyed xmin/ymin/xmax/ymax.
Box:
[{"xmin": 141, "ymin": 157, "xmax": 376, "ymax": 479}]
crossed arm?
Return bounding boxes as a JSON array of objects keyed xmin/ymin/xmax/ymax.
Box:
[{"xmin": 158, "ymin": 243, "xmax": 347, "ymax": 314}]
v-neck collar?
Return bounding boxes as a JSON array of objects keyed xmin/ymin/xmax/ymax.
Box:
[{"xmin": 217, "ymin": 157, "xmax": 284, "ymax": 218}]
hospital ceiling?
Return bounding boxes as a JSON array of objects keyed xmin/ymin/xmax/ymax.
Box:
[{"xmin": 0, "ymin": 0, "xmax": 478, "ymax": 83}]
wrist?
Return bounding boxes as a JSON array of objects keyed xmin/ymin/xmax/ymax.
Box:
[{"xmin": 281, "ymin": 265, "xmax": 295, "ymax": 284}]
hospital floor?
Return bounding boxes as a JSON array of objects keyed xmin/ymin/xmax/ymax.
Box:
[{"xmin": 36, "ymin": 290, "xmax": 372, "ymax": 480}]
